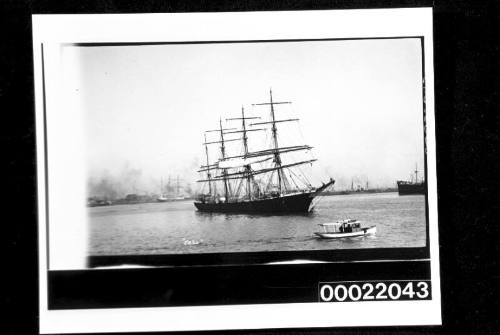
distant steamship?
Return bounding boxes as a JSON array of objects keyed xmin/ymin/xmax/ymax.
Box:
[
  {"xmin": 397, "ymin": 165, "xmax": 425, "ymax": 195},
  {"xmin": 194, "ymin": 90, "xmax": 335, "ymax": 213}
]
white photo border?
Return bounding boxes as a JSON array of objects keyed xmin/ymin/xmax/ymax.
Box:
[{"xmin": 33, "ymin": 8, "xmax": 441, "ymax": 333}]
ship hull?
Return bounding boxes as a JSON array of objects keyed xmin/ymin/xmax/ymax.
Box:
[
  {"xmin": 194, "ymin": 191, "xmax": 315, "ymax": 213},
  {"xmin": 397, "ymin": 181, "xmax": 425, "ymax": 195}
]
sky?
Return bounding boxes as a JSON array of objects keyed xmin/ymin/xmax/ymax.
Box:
[{"xmin": 62, "ymin": 38, "xmax": 425, "ymax": 196}]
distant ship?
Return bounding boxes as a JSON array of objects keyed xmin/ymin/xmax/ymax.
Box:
[
  {"xmin": 194, "ymin": 89, "xmax": 335, "ymax": 213},
  {"xmin": 157, "ymin": 195, "xmax": 168, "ymax": 202},
  {"xmin": 157, "ymin": 176, "xmax": 187, "ymax": 202},
  {"xmin": 397, "ymin": 165, "xmax": 425, "ymax": 195},
  {"xmin": 87, "ymin": 197, "xmax": 112, "ymax": 207}
]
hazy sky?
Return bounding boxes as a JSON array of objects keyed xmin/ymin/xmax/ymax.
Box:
[{"xmin": 63, "ymin": 38, "xmax": 425, "ymax": 193}]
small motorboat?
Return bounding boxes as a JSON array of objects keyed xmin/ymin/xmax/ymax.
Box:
[{"xmin": 314, "ymin": 219, "xmax": 376, "ymax": 239}]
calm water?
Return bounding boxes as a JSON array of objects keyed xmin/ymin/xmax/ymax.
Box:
[{"xmin": 88, "ymin": 192, "xmax": 426, "ymax": 255}]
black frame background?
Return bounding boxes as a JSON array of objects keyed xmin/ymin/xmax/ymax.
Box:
[{"xmin": 2, "ymin": 0, "xmax": 499, "ymax": 334}]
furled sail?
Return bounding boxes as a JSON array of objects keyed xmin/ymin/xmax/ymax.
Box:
[
  {"xmin": 198, "ymin": 159, "xmax": 317, "ymax": 182},
  {"xmin": 217, "ymin": 156, "xmax": 272, "ymax": 169}
]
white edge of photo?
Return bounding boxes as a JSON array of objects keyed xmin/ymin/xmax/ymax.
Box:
[{"xmin": 33, "ymin": 8, "xmax": 442, "ymax": 334}]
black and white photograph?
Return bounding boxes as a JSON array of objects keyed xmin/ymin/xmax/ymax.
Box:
[
  {"xmin": 33, "ymin": 8, "xmax": 442, "ymax": 333},
  {"xmin": 81, "ymin": 37, "xmax": 426, "ymax": 257}
]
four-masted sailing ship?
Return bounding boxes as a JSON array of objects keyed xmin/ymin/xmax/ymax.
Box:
[{"xmin": 194, "ymin": 90, "xmax": 335, "ymax": 213}]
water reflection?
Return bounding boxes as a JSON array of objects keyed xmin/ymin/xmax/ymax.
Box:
[
  {"xmin": 89, "ymin": 193, "xmax": 425, "ymax": 255},
  {"xmin": 195, "ymin": 210, "xmax": 315, "ymax": 220}
]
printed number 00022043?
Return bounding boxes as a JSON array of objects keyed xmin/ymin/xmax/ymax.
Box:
[{"xmin": 319, "ymin": 281, "xmax": 431, "ymax": 302}]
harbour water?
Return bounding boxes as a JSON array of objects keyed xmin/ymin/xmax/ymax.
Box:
[{"xmin": 88, "ymin": 192, "xmax": 426, "ymax": 255}]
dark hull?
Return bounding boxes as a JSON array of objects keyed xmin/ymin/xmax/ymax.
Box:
[
  {"xmin": 195, "ymin": 192, "xmax": 315, "ymax": 213},
  {"xmin": 397, "ymin": 181, "xmax": 425, "ymax": 195}
]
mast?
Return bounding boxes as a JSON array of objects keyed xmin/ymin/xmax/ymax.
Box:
[
  {"xmin": 241, "ymin": 107, "xmax": 252, "ymax": 199},
  {"xmin": 219, "ymin": 118, "xmax": 229, "ymax": 202},
  {"xmin": 252, "ymin": 89, "xmax": 292, "ymax": 194},
  {"xmin": 414, "ymin": 163, "xmax": 419, "ymax": 183},
  {"xmin": 269, "ymin": 89, "xmax": 284, "ymax": 193},
  {"xmin": 226, "ymin": 109, "xmax": 263, "ymax": 200},
  {"xmin": 203, "ymin": 133, "xmax": 212, "ymax": 194},
  {"xmin": 202, "ymin": 125, "xmax": 237, "ymax": 200},
  {"xmin": 176, "ymin": 176, "xmax": 180, "ymax": 196}
]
